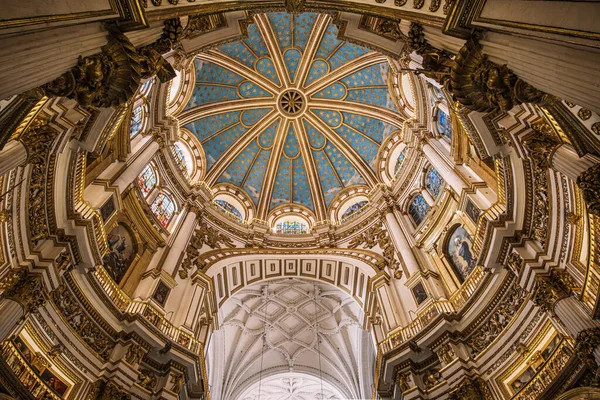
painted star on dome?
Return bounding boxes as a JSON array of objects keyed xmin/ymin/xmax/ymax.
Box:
[{"xmin": 180, "ymin": 12, "xmax": 405, "ymax": 220}]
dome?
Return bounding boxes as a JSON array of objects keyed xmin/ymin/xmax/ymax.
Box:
[{"xmin": 179, "ymin": 12, "xmax": 404, "ymax": 220}]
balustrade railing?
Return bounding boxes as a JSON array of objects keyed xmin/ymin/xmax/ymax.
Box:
[
  {"xmin": 380, "ymin": 266, "xmax": 486, "ymax": 353},
  {"xmin": 93, "ymin": 266, "xmax": 201, "ymax": 354}
]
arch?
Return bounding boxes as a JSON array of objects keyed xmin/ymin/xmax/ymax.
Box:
[{"xmin": 554, "ymin": 387, "xmax": 600, "ymax": 400}]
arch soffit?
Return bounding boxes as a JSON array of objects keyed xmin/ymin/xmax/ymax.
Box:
[{"xmin": 199, "ymin": 251, "xmax": 387, "ymax": 311}]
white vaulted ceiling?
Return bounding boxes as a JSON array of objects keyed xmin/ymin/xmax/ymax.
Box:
[{"xmin": 207, "ymin": 278, "xmax": 375, "ymax": 400}]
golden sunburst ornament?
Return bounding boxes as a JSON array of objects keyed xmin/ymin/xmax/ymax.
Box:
[{"xmin": 279, "ymin": 90, "xmax": 305, "ymax": 116}]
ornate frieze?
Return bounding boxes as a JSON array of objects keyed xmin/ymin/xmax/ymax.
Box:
[
  {"xmin": 467, "ymin": 283, "xmax": 527, "ymax": 356},
  {"xmin": 87, "ymin": 380, "xmax": 131, "ymax": 400},
  {"xmin": 51, "ymin": 285, "xmax": 114, "ymax": 360},
  {"xmin": 21, "ymin": 117, "xmax": 60, "ymax": 246},
  {"xmin": 179, "ymin": 215, "xmax": 235, "ymax": 278},
  {"xmin": 406, "ymin": 23, "xmax": 454, "ymax": 85}
]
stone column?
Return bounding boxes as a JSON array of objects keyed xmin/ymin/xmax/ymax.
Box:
[
  {"xmin": 422, "ymin": 141, "xmax": 467, "ymax": 196},
  {"xmin": 161, "ymin": 206, "xmax": 198, "ymax": 276},
  {"xmin": 383, "ymin": 209, "xmax": 420, "ymax": 277},
  {"xmin": 533, "ymin": 272, "xmax": 600, "ymax": 363},
  {"xmin": 0, "ymin": 299, "xmax": 24, "ymax": 342},
  {"xmin": 551, "ymin": 145, "xmax": 599, "ymax": 182},
  {"xmin": 112, "ymin": 137, "xmax": 161, "ymax": 192},
  {"xmin": 0, "ymin": 140, "xmax": 27, "ymax": 176}
]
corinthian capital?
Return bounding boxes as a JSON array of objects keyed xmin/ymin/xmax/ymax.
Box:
[{"xmin": 577, "ymin": 163, "xmax": 600, "ymax": 216}]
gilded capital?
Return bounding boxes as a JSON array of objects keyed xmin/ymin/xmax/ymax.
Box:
[
  {"xmin": 575, "ymin": 328, "xmax": 600, "ymax": 366},
  {"xmin": 532, "ymin": 271, "xmax": 576, "ymax": 313},
  {"xmin": 577, "ymin": 163, "xmax": 600, "ymax": 217},
  {"xmin": 2, "ymin": 272, "xmax": 46, "ymax": 313}
]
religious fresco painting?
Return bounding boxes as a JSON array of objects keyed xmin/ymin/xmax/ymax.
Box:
[
  {"xmin": 152, "ymin": 281, "xmax": 171, "ymax": 306},
  {"xmin": 447, "ymin": 225, "xmax": 477, "ymax": 282},
  {"xmin": 412, "ymin": 282, "xmax": 428, "ymax": 305},
  {"xmin": 40, "ymin": 368, "xmax": 69, "ymax": 396},
  {"xmin": 465, "ymin": 198, "xmax": 481, "ymax": 224},
  {"xmin": 103, "ymin": 223, "xmax": 137, "ymax": 284},
  {"xmin": 13, "ymin": 336, "xmax": 32, "ymax": 362},
  {"xmin": 99, "ymin": 196, "xmax": 116, "ymax": 223},
  {"xmin": 511, "ymin": 366, "xmax": 535, "ymax": 392}
]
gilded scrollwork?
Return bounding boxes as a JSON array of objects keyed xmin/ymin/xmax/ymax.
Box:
[
  {"xmin": 125, "ymin": 343, "xmax": 146, "ymax": 366},
  {"xmin": 348, "ymin": 222, "xmax": 399, "ymax": 275},
  {"xmin": 448, "ymin": 378, "xmax": 492, "ymax": 400},
  {"xmin": 41, "ymin": 19, "xmax": 181, "ymax": 109},
  {"xmin": 521, "ymin": 122, "xmax": 562, "ymax": 246},
  {"xmin": 422, "ymin": 368, "xmax": 443, "ymax": 390},
  {"xmin": 436, "ymin": 342, "xmax": 455, "ymax": 365},
  {"xmin": 406, "ymin": 23, "xmax": 454, "ymax": 85},
  {"xmin": 169, "ymin": 372, "xmax": 185, "ymax": 394},
  {"xmin": 179, "ymin": 215, "xmax": 235, "ymax": 278},
  {"xmin": 138, "ymin": 369, "xmax": 158, "ymax": 391}
]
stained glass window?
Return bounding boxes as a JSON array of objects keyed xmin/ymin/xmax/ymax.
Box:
[
  {"xmin": 140, "ymin": 79, "xmax": 153, "ymax": 94},
  {"xmin": 394, "ymin": 148, "xmax": 407, "ymax": 176},
  {"xmin": 275, "ymin": 221, "xmax": 308, "ymax": 235},
  {"xmin": 151, "ymin": 192, "xmax": 176, "ymax": 227},
  {"xmin": 341, "ymin": 200, "xmax": 368, "ymax": 221},
  {"xmin": 137, "ymin": 165, "xmax": 157, "ymax": 197},
  {"xmin": 171, "ymin": 144, "xmax": 188, "ymax": 176},
  {"xmin": 409, "ymin": 194, "xmax": 430, "ymax": 226},
  {"xmin": 425, "ymin": 168, "xmax": 444, "ymax": 198},
  {"xmin": 130, "ymin": 106, "xmax": 143, "ymax": 137},
  {"xmin": 214, "ymin": 199, "xmax": 243, "ymax": 222},
  {"xmin": 437, "ymin": 109, "xmax": 451, "ymax": 140}
]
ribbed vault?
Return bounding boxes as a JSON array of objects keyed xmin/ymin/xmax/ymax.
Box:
[{"xmin": 179, "ymin": 12, "xmax": 407, "ymax": 220}]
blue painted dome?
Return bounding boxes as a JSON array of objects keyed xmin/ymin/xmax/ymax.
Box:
[{"xmin": 181, "ymin": 12, "xmax": 403, "ymax": 219}]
